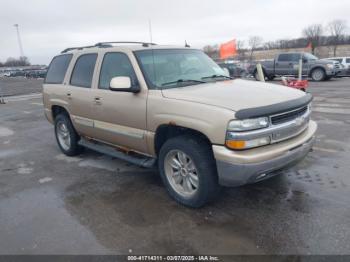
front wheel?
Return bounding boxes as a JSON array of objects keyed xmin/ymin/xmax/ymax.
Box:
[
  {"xmin": 311, "ymin": 68, "xmax": 325, "ymax": 81},
  {"xmin": 158, "ymin": 135, "xmax": 220, "ymax": 208}
]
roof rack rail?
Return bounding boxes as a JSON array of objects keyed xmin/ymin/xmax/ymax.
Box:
[
  {"xmin": 95, "ymin": 41, "xmax": 157, "ymax": 48},
  {"xmin": 61, "ymin": 41, "xmax": 157, "ymax": 54},
  {"xmin": 61, "ymin": 45, "xmax": 96, "ymax": 54}
]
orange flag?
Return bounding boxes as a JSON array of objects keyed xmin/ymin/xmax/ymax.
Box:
[{"xmin": 220, "ymin": 39, "xmax": 237, "ymax": 59}]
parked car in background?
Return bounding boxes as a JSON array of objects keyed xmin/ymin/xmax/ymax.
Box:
[
  {"xmin": 10, "ymin": 70, "xmax": 26, "ymax": 77},
  {"xmin": 26, "ymin": 70, "xmax": 47, "ymax": 79},
  {"xmin": 249, "ymin": 52, "xmax": 342, "ymax": 81},
  {"xmin": 218, "ymin": 62, "xmax": 247, "ymax": 78},
  {"xmin": 326, "ymin": 57, "xmax": 350, "ymax": 76}
]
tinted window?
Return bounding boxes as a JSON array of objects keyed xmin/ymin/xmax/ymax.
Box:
[
  {"xmin": 99, "ymin": 53, "xmax": 137, "ymax": 89},
  {"xmin": 70, "ymin": 54, "xmax": 97, "ymax": 88},
  {"xmin": 45, "ymin": 54, "xmax": 72, "ymax": 84},
  {"xmin": 278, "ymin": 54, "xmax": 291, "ymax": 62},
  {"xmin": 278, "ymin": 53, "xmax": 300, "ymax": 62}
]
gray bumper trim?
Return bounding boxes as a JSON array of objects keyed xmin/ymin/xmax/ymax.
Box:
[{"xmin": 216, "ymin": 136, "xmax": 315, "ymax": 187}]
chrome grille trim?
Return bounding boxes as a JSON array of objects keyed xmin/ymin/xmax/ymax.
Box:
[
  {"xmin": 227, "ymin": 106, "xmax": 311, "ymax": 144},
  {"xmin": 270, "ymin": 106, "xmax": 308, "ymax": 125}
]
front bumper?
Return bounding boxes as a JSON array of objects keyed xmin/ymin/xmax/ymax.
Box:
[{"xmin": 213, "ymin": 120, "xmax": 317, "ymax": 187}]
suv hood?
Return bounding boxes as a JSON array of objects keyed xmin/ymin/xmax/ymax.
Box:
[{"xmin": 161, "ymin": 79, "xmax": 305, "ymax": 112}]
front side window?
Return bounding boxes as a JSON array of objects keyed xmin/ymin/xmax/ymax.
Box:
[
  {"xmin": 303, "ymin": 53, "xmax": 318, "ymax": 61},
  {"xmin": 45, "ymin": 54, "xmax": 72, "ymax": 84},
  {"xmin": 70, "ymin": 53, "xmax": 97, "ymax": 88},
  {"xmin": 134, "ymin": 49, "xmax": 226, "ymax": 89},
  {"xmin": 99, "ymin": 52, "xmax": 137, "ymax": 90}
]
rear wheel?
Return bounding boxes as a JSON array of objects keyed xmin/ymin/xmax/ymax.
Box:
[
  {"xmin": 54, "ymin": 113, "xmax": 83, "ymax": 156},
  {"xmin": 158, "ymin": 135, "xmax": 220, "ymax": 208},
  {"xmin": 267, "ymin": 75, "xmax": 275, "ymax": 81},
  {"xmin": 311, "ymin": 68, "xmax": 325, "ymax": 81}
]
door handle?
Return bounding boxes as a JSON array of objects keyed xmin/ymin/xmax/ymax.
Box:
[
  {"xmin": 94, "ymin": 97, "xmax": 102, "ymax": 105},
  {"xmin": 67, "ymin": 93, "xmax": 72, "ymax": 99}
]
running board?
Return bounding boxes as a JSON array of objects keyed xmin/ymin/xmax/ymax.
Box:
[{"xmin": 78, "ymin": 138, "xmax": 156, "ymax": 168}]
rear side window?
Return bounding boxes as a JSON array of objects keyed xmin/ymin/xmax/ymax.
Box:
[
  {"xmin": 70, "ymin": 54, "xmax": 97, "ymax": 88},
  {"xmin": 99, "ymin": 52, "xmax": 137, "ymax": 90},
  {"xmin": 45, "ymin": 54, "xmax": 72, "ymax": 84},
  {"xmin": 278, "ymin": 53, "xmax": 300, "ymax": 62},
  {"xmin": 278, "ymin": 54, "xmax": 291, "ymax": 62}
]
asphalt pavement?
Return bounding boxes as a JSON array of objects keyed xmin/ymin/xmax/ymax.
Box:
[{"xmin": 0, "ymin": 78, "xmax": 349, "ymax": 255}]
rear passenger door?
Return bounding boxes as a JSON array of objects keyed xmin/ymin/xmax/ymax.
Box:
[
  {"xmin": 67, "ymin": 53, "xmax": 98, "ymax": 137},
  {"xmin": 91, "ymin": 52, "xmax": 148, "ymax": 154},
  {"xmin": 275, "ymin": 53, "xmax": 299, "ymax": 76}
]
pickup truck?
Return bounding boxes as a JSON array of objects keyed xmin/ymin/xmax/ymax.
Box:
[
  {"xmin": 249, "ymin": 52, "xmax": 342, "ymax": 81},
  {"xmin": 43, "ymin": 42, "xmax": 317, "ymax": 207}
]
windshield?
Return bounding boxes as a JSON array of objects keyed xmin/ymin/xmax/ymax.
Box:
[
  {"xmin": 134, "ymin": 49, "xmax": 228, "ymax": 89},
  {"xmin": 304, "ymin": 53, "xmax": 318, "ymax": 60}
]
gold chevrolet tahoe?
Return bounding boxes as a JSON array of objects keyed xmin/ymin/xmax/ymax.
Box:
[{"xmin": 43, "ymin": 42, "xmax": 317, "ymax": 207}]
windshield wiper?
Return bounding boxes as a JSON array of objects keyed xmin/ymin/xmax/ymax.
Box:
[
  {"xmin": 162, "ymin": 79, "xmax": 206, "ymax": 87},
  {"xmin": 201, "ymin": 74, "xmax": 232, "ymax": 80}
]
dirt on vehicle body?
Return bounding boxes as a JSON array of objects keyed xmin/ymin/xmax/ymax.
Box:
[{"xmin": 43, "ymin": 42, "xmax": 317, "ymax": 207}]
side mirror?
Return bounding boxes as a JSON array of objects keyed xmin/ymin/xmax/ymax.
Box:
[
  {"xmin": 302, "ymin": 58, "xmax": 308, "ymax": 63},
  {"xmin": 109, "ymin": 76, "xmax": 140, "ymax": 93}
]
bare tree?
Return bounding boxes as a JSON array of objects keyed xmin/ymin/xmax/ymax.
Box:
[
  {"xmin": 4, "ymin": 56, "xmax": 30, "ymax": 67},
  {"xmin": 302, "ymin": 24, "xmax": 323, "ymax": 54},
  {"xmin": 248, "ymin": 36, "xmax": 263, "ymax": 60},
  {"xmin": 236, "ymin": 40, "xmax": 246, "ymax": 60},
  {"xmin": 203, "ymin": 44, "xmax": 219, "ymax": 60},
  {"xmin": 328, "ymin": 20, "xmax": 347, "ymax": 56}
]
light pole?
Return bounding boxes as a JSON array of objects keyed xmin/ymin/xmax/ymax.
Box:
[{"xmin": 14, "ymin": 24, "xmax": 24, "ymax": 58}]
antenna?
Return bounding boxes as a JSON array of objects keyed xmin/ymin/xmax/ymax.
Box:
[
  {"xmin": 148, "ymin": 19, "xmax": 153, "ymax": 43},
  {"xmin": 148, "ymin": 19, "xmax": 157, "ymax": 89}
]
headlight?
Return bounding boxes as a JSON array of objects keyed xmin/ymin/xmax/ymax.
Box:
[
  {"xmin": 225, "ymin": 135, "xmax": 271, "ymax": 150},
  {"xmin": 228, "ymin": 117, "xmax": 269, "ymax": 131},
  {"xmin": 326, "ymin": 63, "xmax": 334, "ymax": 69}
]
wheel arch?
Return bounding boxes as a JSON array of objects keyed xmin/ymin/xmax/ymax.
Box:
[
  {"xmin": 51, "ymin": 105, "xmax": 70, "ymax": 120},
  {"xmin": 154, "ymin": 124, "xmax": 212, "ymax": 157}
]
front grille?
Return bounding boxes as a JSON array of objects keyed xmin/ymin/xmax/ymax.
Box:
[{"xmin": 271, "ymin": 106, "xmax": 308, "ymax": 125}]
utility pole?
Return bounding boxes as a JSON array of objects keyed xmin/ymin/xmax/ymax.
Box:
[{"xmin": 14, "ymin": 24, "xmax": 24, "ymax": 57}]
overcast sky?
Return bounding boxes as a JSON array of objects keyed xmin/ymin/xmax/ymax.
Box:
[{"xmin": 0, "ymin": 0, "xmax": 349, "ymax": 65}]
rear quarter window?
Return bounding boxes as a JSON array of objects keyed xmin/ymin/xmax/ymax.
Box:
[{"xmin": 45, "ymin": 54, "xmax": 73, "ymax": 84}]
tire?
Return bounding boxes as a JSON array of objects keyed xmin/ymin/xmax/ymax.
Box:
[
  {"xmin": 311, "ymin": 68, "xmax": 325, "ymax": 81},
  {"xmin": 158, "ymin": 135, "xmax": 220, "ymax": 208},
  {"xmin": 254, "ymin": 70, "xmax": 260, "ymax": 81},
  {"xmin": 54, "ymin": 113, "xmax": 83, "ymax": 156},
  {"xmin": 267, "ymin": 75, "xmax": 275, "ymax": 81}
]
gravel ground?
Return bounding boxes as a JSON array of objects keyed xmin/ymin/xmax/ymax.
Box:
[{"xmin": 0, "ymin": 77, "xmax": 43, "ymax": 97}]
